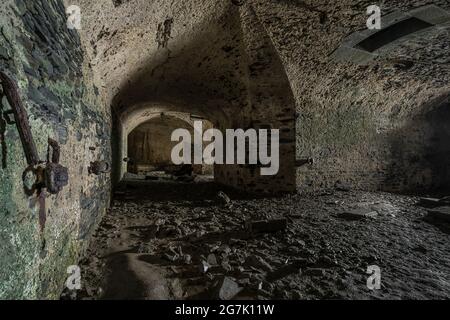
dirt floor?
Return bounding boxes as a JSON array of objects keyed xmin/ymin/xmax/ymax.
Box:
[{"xmin": 62, "ymin": 178, "xmax": 450, "ymax": 300}]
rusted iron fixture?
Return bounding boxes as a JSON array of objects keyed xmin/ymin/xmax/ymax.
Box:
[
  {"xmin": 88, "ymin": 160, "xmax": 111, "ymax": 175},
  {"xmin": 0, "ymin": 71, "xmax": 39, "ymax": 166},
  {"xmin": 0, "ymin": 71, "xmax": 69, "ymax": 197}
]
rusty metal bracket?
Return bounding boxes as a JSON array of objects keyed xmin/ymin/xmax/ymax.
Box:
[
  {"xmin": 0, "ymin": 70, "xmax": 70, "ymax": 232},
  {"xmin": 89, "ymin": 160, "xmax": 111, "ymax": 175},
  {"xmin": 0, "ymin": 71, "xmax": 40, "ymax": 166},
  {"xmin": 0, "ymin": 71, "xmax": 69, "ymax": 195}
]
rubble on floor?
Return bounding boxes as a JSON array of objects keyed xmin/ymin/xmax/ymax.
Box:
[
  {"xmin": 245, "ymin": 218, "xmax": 287, "ymax": 233},
  {"xmin": 340, "ymin": 208, "xmax": 378, "ymax": 220},
  {"xmin": 68, "ymin": 180, "xmax": 450, "ymax": 300},
  {"xmin": 418, "ymin": 196, "xmax": 450, "ymax": 208},
  {"xmin": 417, "ymin": 195, "xmax": 450, "ymax": 230},
  {"xmin": 427, "ymin": 207, "xmax": 450, "ymax": 223}
]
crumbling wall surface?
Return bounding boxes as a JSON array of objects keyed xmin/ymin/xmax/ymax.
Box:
[
  {"xmin": 0, "ymin": 0, "xmax": 111, "ymax": 299},
  {"xmin": 250, "ymin": 0, "xmax": 450, "ymax": 193}
]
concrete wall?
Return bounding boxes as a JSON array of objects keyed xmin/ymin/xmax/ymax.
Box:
[{"xmin": 0, "ymin": 0, "xmax": 111, "ymax": 299}]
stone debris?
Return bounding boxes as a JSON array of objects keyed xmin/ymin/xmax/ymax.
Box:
[
  {"xmin": 213, "ymin": 277, "xmax": 243, "ymax": 300},
  {"xmin": 335, "ymin": 180, "xmax": 351, "ymax": 192},
  {"xmin": 419, "ymin": 196, "xmax": 450, "ymax": 208},
  {"xmin": 183, "ymin": 254, "xmax": 192, "ymax": 265},
  {"xmin": 427, "ymin": 207, "xmax": 450, "ymax": 223},
  {"xmin": 304, "ymin": 268, "xmax": 325, "ymax": 277},
  {"xmin": 267, "ymin": 263, "xmax": 302, "ymax": 282},
  {"xmin": 221, "ymin": 261, "xmax": 232, "ymax": 272},
  {"xmin": 216, "ymin": 191, "xmax": 231, "ymax": 207},
  {"xmin": 200, "ymin": 260, "xmax": 211, "ymax": 273},
  {"xmin": 74, "ymin": 181, "xmax": 450, "ymax": 300},
  {"xmin": 245, "ymin": 218, "xmax": 287, "ymax": 233},
  {"xmin": 207, "ymin": 254, "xmax": 218, "ymax": 266},
  {"xmin": 341, "ymin": 208, "xmax": 378, "ymax": 220},
  {"xmin": 418, "ymin": 197, "xmax": 441, "ymax": 208},
  {"xmin": 244, "ymin": 255, "xmax": 274, "ymax": 273},
  {"xmin": 438, "ymin": 196, "xmax": 450, "ymax": 205},
  {"xmin": 163, "ymin": 253, "xmax": 178, "ymax": 262}
]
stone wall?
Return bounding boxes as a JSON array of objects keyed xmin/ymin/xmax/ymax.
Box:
[
  {"xmin": 97, "ymin": 0, "xmax": 296, "ymax": 194},
  {"xmin": 0, "ymin": 0, "xmax": 111, "ymax": 299},
  {"xmin": 213, "ymin": 3, "xmax": 297, "ymax": 194},
  {"xmin": 60, "ymin": 0, "xmax": 450, "ymax": 196},
  {"xmin": 127, "ymin": 117, "xmax": 197, "ymax": 171},
  {"xmin": 1, "ymin": 0, "xmax": 449, "ymax": 299},
  {"xmin": 250, "ymin": 0, "xmax": 450, "ymax": 194}
]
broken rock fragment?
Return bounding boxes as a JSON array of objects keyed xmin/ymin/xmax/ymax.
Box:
[
  {"xmin": 207, "ymin": 254, "xmax": 218, "ymax": 266},
  {"xmin": 245, "ymin": 218, "xmax": 287, "ymax": 233},
  {"xmin": 335, "ymin": 180, "xmax": 351, "ymax": 192},
  {"xmin": 244, "ymin": 255, "xmax": 274, "ymax": 273},
  {"xmin": 200, "ymin": 260, "xmax": 211, "ymax": 273},
  {"xmin": 438, "ymin": 196, "xmax": 450, "ymax": 205},
  {"xmin": 304, "ymin": 268, "xmax": 325, "ymax": 277},
  {"xmin": 418, "ymin": 197, "xmax": 441, "ymax": 208},
  {"xmin": 340, "ymin": 208, "xmax": 378, "ymax": 220},
  {"xmin": 213, "ymin": 277, "xmax": 242, "ymax": 300},
  {"xmin": 216, "ymin": 191, "xmax": 231, "ymax": 207},
  {"xmin": 419, "ymin": 196, "xmax": 450, "ymax": 208},
  {"xmin": 427, "ymin": 207, "xmax": 450, "ymax": 223},
  {"xmin": 183, "ymin": 254, "xmax": 192, "ymax": 265}
]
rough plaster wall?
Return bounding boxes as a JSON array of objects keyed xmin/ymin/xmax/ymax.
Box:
[
  {"xmin": 0, "ymin": 0, "xmax": 111, "ymax": 298},
  {"xmin": 250, "ymin": 0, "xmax": 450, "ymax": 193}
]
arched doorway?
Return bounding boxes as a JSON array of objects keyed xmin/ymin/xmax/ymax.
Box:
[{"xmin": 126, "ymin": 114, "xmax": 214, "ymax": 179}]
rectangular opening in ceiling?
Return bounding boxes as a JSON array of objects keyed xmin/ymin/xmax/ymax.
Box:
[{"xmin": 356, "ymin": 17, "xmax": 434, "ymax": 52}]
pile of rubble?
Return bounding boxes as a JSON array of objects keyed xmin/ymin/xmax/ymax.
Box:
[
  {"xmin": 66, "ymin": 180, "xmax": 450, "ymax": 300},
  {"xmin": 418, "ymin": 196, "xmax": 450, "ymax": 233}
]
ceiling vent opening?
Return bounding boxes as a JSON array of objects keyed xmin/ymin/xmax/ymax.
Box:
[{"xmin": 356, "ymin": 17, "xmax": 434, "ymax": 52}]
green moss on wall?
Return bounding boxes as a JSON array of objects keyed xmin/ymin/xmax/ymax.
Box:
[{"xmin": 0, "ymin": 0, "xmax": 111, "ymax": 299}]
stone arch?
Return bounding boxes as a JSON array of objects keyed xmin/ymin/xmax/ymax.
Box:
[
  {"xmin": 116, "ymin": 103, "xmax": 216, "ymax": 180},
  {"xmin": 126, "ymin": 113, "xmax": 213, "ymax": 176},
  {"xmin": 105, "ymin": 1, "xmax": 298, "ymax": 193}
]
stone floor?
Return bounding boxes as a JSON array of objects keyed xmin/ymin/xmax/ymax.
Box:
[{"xmin": 64, "ymin": 178, "xmax": 450, "ymax": 300}]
